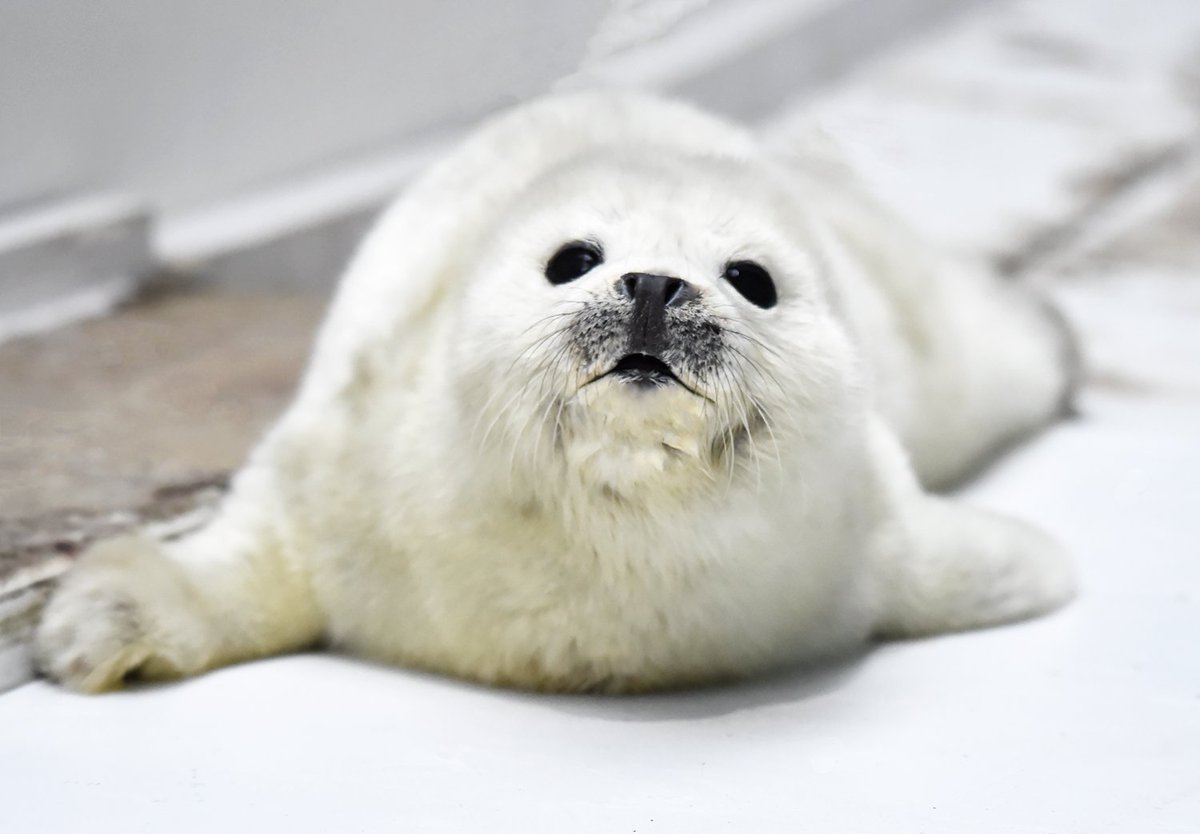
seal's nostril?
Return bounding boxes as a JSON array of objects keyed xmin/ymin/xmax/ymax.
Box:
[
  {"xmin": 664, "ymin": 278, "xmax": 682, "ymax": 305},
  {"xmin": 618, "ymin": 273, "xmax": 698, "ymax": 307},
  {"xmin": 664, "ymin": 277, "xmax": 699, "ymax": 307},
  {"xmin": 620, "ymin": 274, "xmax": 639, "ymax": 299}
]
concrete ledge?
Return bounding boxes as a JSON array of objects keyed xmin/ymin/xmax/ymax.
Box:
[
  {"xmin": 0, "ymin": 591, "xmax": 45, "ymax": 693},
  {"xmin": 0, "ymin": 194, "xmax": 152, "ymax": 342},
  {"xmin": 0, "ymin": 571, "xmax": 64, "ymax": 694},
  {"xmin": 154, "ymin": 134, "xmax": 447, "ymax": 291}
]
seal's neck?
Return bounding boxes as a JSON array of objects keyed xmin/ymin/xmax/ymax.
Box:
[{"xmin": 476, "ymin": 382, "xmax": 783, "ymax": 521}]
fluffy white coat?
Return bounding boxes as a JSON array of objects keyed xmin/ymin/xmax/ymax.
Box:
[{"xmin": 35, "ymin": 91, "xmax": 1076, "ymax": 693}]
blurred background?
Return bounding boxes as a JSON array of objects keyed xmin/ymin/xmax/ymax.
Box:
[
  {"xmin": 0, "ymin": 0, "xmax": 974, "ymax": 303},
  {"xmin": 2, "ymin": 0, "xmax": 1199, "ymax": 685}
]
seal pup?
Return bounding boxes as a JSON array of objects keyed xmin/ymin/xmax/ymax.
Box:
[{"xmin": 35, "ymin": 90, "xmax": 1077, "ymax": 693}]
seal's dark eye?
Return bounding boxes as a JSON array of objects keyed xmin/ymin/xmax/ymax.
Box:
[
  {"xmin": 722, "ymin": 260, "xmax": 777, "ymax": 309},
  {"xmin": 545, "ymin": 242, "xmax": 603, "ymax": 285}
]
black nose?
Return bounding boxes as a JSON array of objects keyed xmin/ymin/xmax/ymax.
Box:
[
  {"xmin": 618, "ymin": 273, "xmax": 698, "ymax": 356},
  {"xmin": 618, "ymin": 273, "xmax": 698, "ymax": 308}
]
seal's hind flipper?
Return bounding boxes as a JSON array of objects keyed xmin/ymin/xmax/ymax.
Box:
[
  {"xmin": 871, "ymin": 497, "xmax": 1076, "ymax": 638},
  {"xmin": 862, "ymin": 416, "xmax": 1075, "ymax": 638}
]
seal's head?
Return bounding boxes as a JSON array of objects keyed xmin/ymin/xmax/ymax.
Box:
[{"xmin": 452, "ymin": 150, "xmax": 862, "ymax": 503}]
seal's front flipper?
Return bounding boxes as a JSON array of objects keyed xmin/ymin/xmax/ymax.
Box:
[
  {"xmin": 34, "ymin": 470, "xmax": 324, "ymax": 693},
  {"xmin": 863, "ymin": 417, "xmax": 1075, "ymax": 638}
]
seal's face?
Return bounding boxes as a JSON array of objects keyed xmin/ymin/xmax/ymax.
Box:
[
  {"xmin": 549, "ymin": 244, "xmax": 776, "ymax": 399},
  {"xmin": 454, "ymin": 153, "xmax": 858, "ymax": 500}
]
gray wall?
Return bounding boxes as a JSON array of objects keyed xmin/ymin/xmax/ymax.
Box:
[{"xmin": 1, "ymin": 0, "xmax": 607, "ymax": 214}]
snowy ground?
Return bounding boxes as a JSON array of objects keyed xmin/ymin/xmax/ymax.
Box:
[{"xmin": 2, "ymin": 0, "xmax": 1198, "ymax": 831}]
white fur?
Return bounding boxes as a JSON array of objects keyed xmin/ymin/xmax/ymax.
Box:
[{"xmin": 35, "ymin": 91, "xmax": 1076, "ymax": 693}]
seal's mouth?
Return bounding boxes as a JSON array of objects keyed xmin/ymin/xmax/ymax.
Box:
[
  {"xmin": 606, "ymin": 353, "xmax": 678, "ymax": 388},
  {"xmin": 582, "ymin": 352, "xmax": 712, "ymax": 401}
]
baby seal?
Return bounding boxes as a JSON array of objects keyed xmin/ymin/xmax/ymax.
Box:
[{"xmin": 35, "ymin": 90, "xmax": 1077, "ymax": 693}]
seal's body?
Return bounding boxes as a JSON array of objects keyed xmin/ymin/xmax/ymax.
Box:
[{"xmin": 36, "ymin": 92, "xmax": 1076, "ymax": 693}]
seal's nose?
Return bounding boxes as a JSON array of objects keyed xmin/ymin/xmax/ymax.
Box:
[
  {"xmin": 618, "ymin": 273, "xmax": 698, "ymax": 309},
  {"xmin": 618, "ymin": 273, "xmax": 698, "ymax": 356}
]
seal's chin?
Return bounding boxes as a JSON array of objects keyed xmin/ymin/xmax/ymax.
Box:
[{"xmin": 606, "ymin": 353, "xmax": 679, "ymax": 388}]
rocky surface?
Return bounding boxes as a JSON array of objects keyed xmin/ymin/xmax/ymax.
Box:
[{"xmin": 0, "ymin": 292, "xmax": 322, "ymax": 578}]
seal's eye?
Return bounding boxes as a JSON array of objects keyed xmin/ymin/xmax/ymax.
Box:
[
  {"xmin": 722, "ymin": 261, "xmax": 777, "ymax": 309},
  {"xmin": 546, "ymin": 242, "xmax": 603, "ymax": 285}
]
